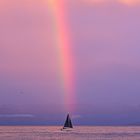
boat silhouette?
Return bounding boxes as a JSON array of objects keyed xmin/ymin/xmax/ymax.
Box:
[{"xmin": 62, "ymin": 114, "xmax": 73, "ymax": 130}]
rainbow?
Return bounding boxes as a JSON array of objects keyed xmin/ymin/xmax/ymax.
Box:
[{"xmin": 47, "ymin": 0, "xmax": 75, "ymax": 112}]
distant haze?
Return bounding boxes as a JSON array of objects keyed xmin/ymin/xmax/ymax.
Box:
[{"xmin": 0, "ymin": 0, "xmax": 140, "ymax": 125}]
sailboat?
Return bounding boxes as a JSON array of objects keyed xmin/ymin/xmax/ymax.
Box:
[{"xmin": 62, "ymin": 114, "xmax": 73, "ymax": 130}]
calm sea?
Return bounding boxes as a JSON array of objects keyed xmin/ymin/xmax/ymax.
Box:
[{"xmin": 0, "ymin": 126, "xmax": 140, "ymax": 140}]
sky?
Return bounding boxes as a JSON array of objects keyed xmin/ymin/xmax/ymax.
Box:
[{"xmin": 0, "ymin": 0, "xmax": 140, "ymax": 125}]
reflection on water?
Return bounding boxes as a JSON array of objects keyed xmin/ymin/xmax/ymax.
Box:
[{"xmin": 0, "ymin": 126, "xmax": 140, "ymax": 140}]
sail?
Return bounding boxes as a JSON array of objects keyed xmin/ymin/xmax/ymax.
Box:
[{"xmin": 63, "ymin": 114, "xmax": 73, "ymax": 128}]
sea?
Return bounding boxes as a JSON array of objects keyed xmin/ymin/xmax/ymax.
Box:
[{"xmin": 0, "ymin": 126, "xmax": 140, "ymax": 140}]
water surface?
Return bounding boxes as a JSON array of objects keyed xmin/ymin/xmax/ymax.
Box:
[{"xmin": 0, "ymin": 126, "xmax": 140, "ymax": 140}]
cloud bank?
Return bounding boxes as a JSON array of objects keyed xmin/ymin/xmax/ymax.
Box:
[{"xmin": 0, "ymin": 114, "xmax": 35, "ymax": 118}]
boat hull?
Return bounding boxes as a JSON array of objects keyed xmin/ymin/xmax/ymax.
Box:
[{"xmin": 61, "ymin": 127, "xmax": 73, "ymax": 131}]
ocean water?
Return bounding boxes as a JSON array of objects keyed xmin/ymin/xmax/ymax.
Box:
[{"xmin": 0, "ymin": 126, "xmax": 140, "ymax": 140}]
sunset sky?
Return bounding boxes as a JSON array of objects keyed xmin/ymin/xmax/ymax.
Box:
[{"xmin": 0, "ymin": 0, "xmax": 140, "ymax": 125}]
